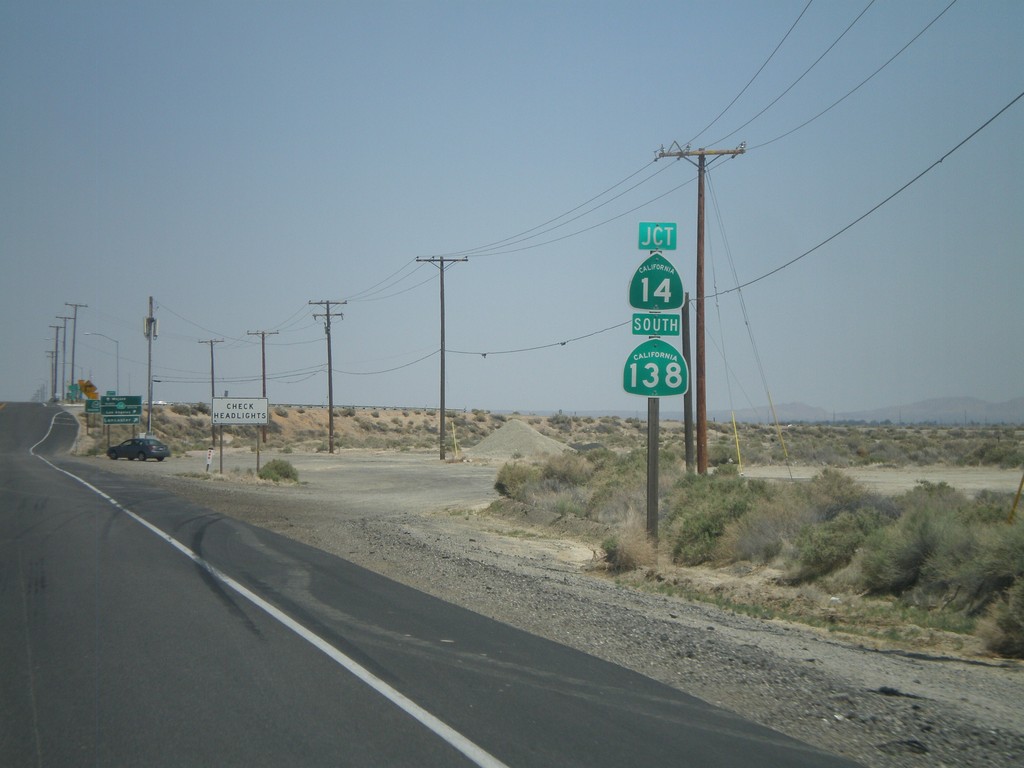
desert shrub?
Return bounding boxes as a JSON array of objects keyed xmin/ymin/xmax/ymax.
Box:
[
  {"xmin": 171, "ymin": 403, "xmax": 192, "ymax": 416},
  {"xmin": 540, "ymin": 452, "xmax": 593, "ymax": 487},
  {"xmin": 898, "ymin": 481, "xmax": 969, "ymax": 518},
  {"xmin": 856, "ymin": 506, "xmax": 956, "ymax": 595},
  {"xmin": 962, "ymin": 439, "xmax": 1024, "ymax": 468},
  {"xmin": 193, "ymin": 402, "xmax": 210, "ymax": 415},
  {"xmin": 707, "ymin": 441, "xmax": 737, "ymax": 467},
  {"xmin": 274, "ymin": 406, "xmax": 288, "ymax": 417},
  {"xmin": 718, "ymin": 502, "xmax": 816, "ymax": 564},
  {"xmin": 602, "ymin": 522, "xmax": 656, "ymax": 572},
  {"xmin": 548, "ymin": 412, "xmax": 573, "ymax": 432},
  {"xmin": 967, "ymin": 491, "xmax": 1017, "ymax": 525},
  {"xmin": 855, "ymin": 483, "xmax": 973, "ymax": 595},
  {"xmin": 671, "ymin": 506, "xmax": 735, "ymax": 564},
  {"xmin": 494, "ymin": 462, "xmax": 540, "ymax": 502},
  {"xmin": 258, "ymin": 459, "xmax": 298, "ymax": 483},
  {"xmin": 805, "ymin": 469, "xmax": 873, "ymax": 521},
  {"xmin": 549, "ymin": 489, "xmax": 587, "ymax": 519},
  {"xmin": 792, "ymin": 509, "xmax": 888, "ymax": 581},
  {"xmin": 938, "ymin": 521, "xmax": 1024, "ymax": 614},
  {"xmin": 978, "ymin": 580, "xmax": 1024, "ymax": 657},
  {"xmin": 666, "ymin": 473, "xmax": 772, "ymax": 565}
]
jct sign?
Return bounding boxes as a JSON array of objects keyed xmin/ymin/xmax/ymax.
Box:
[
  {"xmin": 211, "ymin": 397, "xmax": 269, "ymax": 425},
  {"xmin": 637, "ymin": 221, "xmax": 677, "ymax": 251}
]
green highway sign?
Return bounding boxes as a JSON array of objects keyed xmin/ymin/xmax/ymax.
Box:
[
  {"xmin": 103, "ymin": 415, "xmax": 140, "ymax": 425},
  {"xmin": 85, "ymin": 399, "xmax": 101, "ymax": 414},
  {"xmin": 101, "ymin": 395, "xmax": 142, "ymax": 424},
  {"xmin": 629, "ymin": 253, "xmax": 684, "ymax": 310},
  {"xmin": 632, "ymin": 312, "xmax": 680, "ymax": 336},
  {"xmin": 638, "ymin": 222, "xmax": 677, "ymax": 251},
  {"xmin": 623, "ymin": 339, "xmax": 689, "ymax": 397},
  {"xmin": 101, "ymin": 395, "xmax": 142, "ymax": 413}
]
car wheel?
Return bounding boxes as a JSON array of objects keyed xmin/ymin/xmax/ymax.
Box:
[
  {"xmin": 156, "ymin": 457, "xmax": 165, "ymax": 462},
  {"xmin": 137, "ymin": 452, "xmax": 147, "ymax": 461},
  {"xmin": 108, "ymin": 452, "xmax": 117, "ymax": 460}
]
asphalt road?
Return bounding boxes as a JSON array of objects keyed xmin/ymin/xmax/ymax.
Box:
[{"xmin": 1, "ymin": 402, "xmax": 862, "ymax": 767}]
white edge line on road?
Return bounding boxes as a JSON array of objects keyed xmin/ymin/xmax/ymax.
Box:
[{"xmin": 30, "ymin": 412, "xmax": 510, "ymax": 768}]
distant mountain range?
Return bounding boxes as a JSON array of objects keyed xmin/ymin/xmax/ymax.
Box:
[{"xmin": 708, "ymin": 397, "xmax": 1024, "ymax": 425}]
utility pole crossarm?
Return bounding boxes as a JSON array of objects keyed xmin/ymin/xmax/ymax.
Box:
[{"xmin": 656, "ymin": 141, "xmax": 747, "ymax": 161}]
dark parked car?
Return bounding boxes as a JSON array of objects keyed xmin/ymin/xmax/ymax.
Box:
[{"xmin": 106, "ymin": 437, "xmax": 170, "ymax": 461}]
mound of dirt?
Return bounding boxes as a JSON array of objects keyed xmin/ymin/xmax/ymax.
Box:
[{"xmin": 462, "ymin": 418, "xmax": 573, "ymax": 461}]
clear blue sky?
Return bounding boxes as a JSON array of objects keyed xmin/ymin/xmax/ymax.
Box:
[{"xmin": 2, "ymin": 0, "xmax": 1021, "ymax": 416}]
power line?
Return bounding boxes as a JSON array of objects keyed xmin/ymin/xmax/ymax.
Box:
[
  {"xmin": 715, "ymin": 87, "xmax": 1024, "ymax": 295},
  {"xmin": 448, "ymin": 321, "xmax": 628, "ymax": 357},
  {"xmin": 687, "ymin": 0, "xmax": 814, "ymax": 146},
  {"xmin": 428, "ymin": 160, "xmax": 662, "ymax": 258},
  {"xmin": 450, "ymin": 161, "xmax": 680, "ymax": 259},
  {"xmin": 335, "ymin": 350, "xmax": 438, "ymax": 376},
  {"xmin": 708, "ymin": 0, "xmax": 877, "ymax": 147},
  {"xmin": 749, "ymin": 0, "xmax": 959, "ymax": 150},
  {"xmin": 439, "ymin": 89, "xmax": 1022, "ymax": 382}
]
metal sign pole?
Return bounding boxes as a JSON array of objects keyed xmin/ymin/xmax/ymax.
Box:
[{"xmin": 647, "ymin": 397, "xmax": 659, "ymax": 542}]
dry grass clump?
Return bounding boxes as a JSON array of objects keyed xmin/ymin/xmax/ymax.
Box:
[{"xmin": 602, "ymin": 518, "xmax": 657, "ymax": 573}]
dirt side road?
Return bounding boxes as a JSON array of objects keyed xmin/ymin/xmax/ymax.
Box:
[
  {"xmin": 743, "ymin": 464, "xmax": 1023, "ymax": 498},
  {"xmin": 72, "ymin": 450, "xmax": 1024, "ymax": 768}
]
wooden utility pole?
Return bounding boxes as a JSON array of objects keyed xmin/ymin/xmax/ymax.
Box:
[
  {"xmin": 247, "ymin": 329, "xmax": 278, "ymax": 443},
  {"xmin": 198, "ymin": 338, "xmax": 223, "ymax": 445},
  {"xmin": 48, "ymin": 325, "xmax": 61, "ymax": 401},
  {"xmin": 309, "ymin": 300, "xmax": 345, "ymax": 453},
  {"xmin": 65, "ymin": 302, "xmax": 87, "ymax": 400},
  {"xmin": 56, "ymin": 315, "xmax": 71, "ymax": 401},
  {"xmin": 681, "ymin": 292, "xmax": 694, "ymax": 472},
  {"xmin": 656, "ymin": 141, "xmax": 745, "ymax": 473},
  {"xmin": 144, "ymin": 297, "xmax": 156, "ymax": 435},
  {"xmin": 416, "ymin": 256, "xmax": 467, "ymax": 461}
]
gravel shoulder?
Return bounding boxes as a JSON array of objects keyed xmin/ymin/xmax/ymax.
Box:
[{"xmin": 73, "ymin": 449, "xmax": 1024, "ymax": 768}]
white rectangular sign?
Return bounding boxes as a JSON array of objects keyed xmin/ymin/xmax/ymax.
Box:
[{"xmin": 212, "ymin": 397, "xmax": 269, "ymax": 425}]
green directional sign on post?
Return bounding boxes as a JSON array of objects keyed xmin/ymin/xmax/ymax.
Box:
[
  {"xmin": 623, "ymin": 339, "xmax": 689, "ymax": 397},
  {"xmin": 629, "ymin": 253, "xmax": 684, "ymax": 310},
  {"xmin": 101, "ymin": 395, "xmax": 142, "ymax": 425},
  {"xmin": 638, "ymin": 222, "xmax": 677, "ymax": 251},
  {"xmin": 631, "ymin": 312, "xmax": 680, "ymax": 336}
]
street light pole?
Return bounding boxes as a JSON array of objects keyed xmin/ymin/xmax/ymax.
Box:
[{"xmin": 85, "ymin": 332, "xmax": 120, "ymax": 394}]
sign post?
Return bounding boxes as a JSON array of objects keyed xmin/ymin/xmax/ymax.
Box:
[
  {"xmin": 625, "ymin": 223, "xmax": 688, "ymax": 540},
  {"xmin": 211, "ymin": 398, "xmax": 270, "ymax": 474}
]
